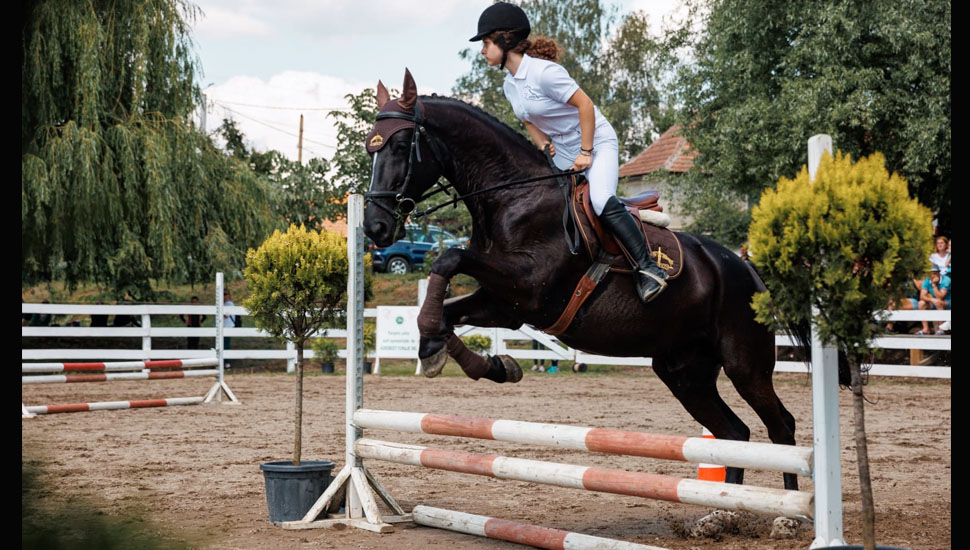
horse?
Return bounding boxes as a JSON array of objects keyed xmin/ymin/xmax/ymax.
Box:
[{"xmin": 363, "ymin": 70, "xmax": 800, "ymax": 492}]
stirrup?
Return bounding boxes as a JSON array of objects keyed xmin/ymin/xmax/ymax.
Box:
[{"xmin": 637, "ymin": 269, "xmax": 668, "ymax": 303}]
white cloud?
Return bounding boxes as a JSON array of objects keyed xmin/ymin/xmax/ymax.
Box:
[{"xmin": 202, "ymin": 71, "xmax": 446, "ymax": 161}]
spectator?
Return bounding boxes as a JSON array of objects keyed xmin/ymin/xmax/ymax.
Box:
[
  {"xmin": 28, "ymin": 300, "xmax": 53, "ymax": 327},
  {"xmin": 886, "ymin": 277, "xmax": 922, "ymax": 333},
  {"xmin": 222, "ymin": 289, "xmax": 235, "ymax": 369},
  {"xmin": 179, "ymin": 296, "xmax": 206, "ymax": 350},
  {"xmin": 111, "ymin": 299, "xmax": 141, "ymax": 327},
  {"xmin": 939, "ymin": 240, "xmax": 951, "ymax": 334},
  {"xmin": 930, "ymin": 236, "xmax": 950, "ymax": 276},
  {"xmin": 530, "ymin": 339, "xmax": 560, "ymax": 373},
  {"xmin": 918, "ymin": 266, "xmax": 950, "ymax": 335},
  {"xmin": 90, "ymin": 300, "xmax": 108, "ymax": 327}
]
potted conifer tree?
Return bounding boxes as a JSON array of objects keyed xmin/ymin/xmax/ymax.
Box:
[{"xmin": 244, "ymin": 224, "xmax": 350, "ymax": 524}]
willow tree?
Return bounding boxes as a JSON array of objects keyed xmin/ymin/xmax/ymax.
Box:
[{"xmin": 21, "ymin": 1, "xmax": 277, "ymax": 300}]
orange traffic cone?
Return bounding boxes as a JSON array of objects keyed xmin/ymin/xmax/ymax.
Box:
[{"xmin": 697, "ymin": 427, "xmax": 727, "ymax": 482}]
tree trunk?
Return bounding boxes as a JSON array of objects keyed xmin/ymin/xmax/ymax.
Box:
[
  {"xmin": 849, "ymin": 360, "xmax": 876, "ymax": 550},
  {"xmin": 293, "ymin": 344, "xmax": 304, "ymax": 466}
]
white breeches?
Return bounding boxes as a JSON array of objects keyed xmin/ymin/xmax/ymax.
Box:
[{"xmin": 550, "ymin": 124, "xmax": 619, "ymax": 216}]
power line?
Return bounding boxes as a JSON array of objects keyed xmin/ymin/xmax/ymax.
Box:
[
  {"xmin": 215, "ymin": 105, "xmax": 338, "ymax": 150},
  {"xmin": 209, "ymin": 98, "xmax": 352, "ymax": 112}
]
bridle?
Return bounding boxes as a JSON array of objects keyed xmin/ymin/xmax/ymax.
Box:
[
  {"xmin": 364, "ymin": 100, "xmax": 585, "ymax": 252},
  {"xmin": 364, "ymin": 101, "xmax": 450, "ymax": 234}
]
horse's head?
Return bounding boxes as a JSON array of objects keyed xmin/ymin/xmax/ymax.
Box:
[{"xmin": 363, "ymin": 69, "xmax": 444, "ymax": 247}]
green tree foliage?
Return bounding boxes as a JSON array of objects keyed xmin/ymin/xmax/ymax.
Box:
[
  {"xmin": 454, "ymin": 0, "xmax": 670, "ymax": 161},
  {"xmin": 218, "ymin": 119, "xmax": 337, "ymax": 228},
  {"xmin": 329, "ymin": 88, "xmax": 382, "ymax": 196},
  {"xmin": 671, "ymin": 0, "xmax": 951, "ymax": 240},
  {"xmin": 749, "ymin": 151, "xmax": 933, "ymax": 366},
  {"xmin": 243, "ymin": 224, "xmax": 350, "ymax": 464},
  {"xmin": 21, "ymin": 1, "xmax": 277, "ymax": 300}
]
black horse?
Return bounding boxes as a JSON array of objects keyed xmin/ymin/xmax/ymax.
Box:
[{"xmin": 364, "ymin": 71, "xmax": 799, "ymax": 491}]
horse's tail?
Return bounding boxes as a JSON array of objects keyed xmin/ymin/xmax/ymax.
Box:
[{"xmin": 742, "ymin": 259, "xmax": 851, "ymax": 387}]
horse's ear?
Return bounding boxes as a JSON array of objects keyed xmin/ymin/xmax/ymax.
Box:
[
  {"xmin": 399, "ymin": 68, "xmax": 417, "ymax": 111},
  {"xmin": 376, "ymin": 80, "xmax": 390, "ymax": 110}
]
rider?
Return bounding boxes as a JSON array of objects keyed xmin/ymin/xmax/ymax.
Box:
[{"xmin": 470, "ymin": 2, "xmax": 667, "ymax": 303}]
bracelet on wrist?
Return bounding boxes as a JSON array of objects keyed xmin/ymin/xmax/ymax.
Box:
[{"xmin": 581, "ymin": 147, "xmax": 594, "ymax": 154}]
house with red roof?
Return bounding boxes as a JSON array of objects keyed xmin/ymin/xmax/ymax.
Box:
[{"xmin": 618, "ymin": 124, "xmax": 697, "ymax": 230}]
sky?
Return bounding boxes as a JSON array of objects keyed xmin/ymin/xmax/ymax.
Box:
[{"xmin": 191, "ymin": 0, "xmax": 688, "ymax": 160}]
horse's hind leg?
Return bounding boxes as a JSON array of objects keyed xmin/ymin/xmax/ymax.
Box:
[
  {"xmin": 652, "ymin": 347, "xmax": 751, "ymax": 485},
  {"xmin": 721, "ymin": 335, "xmax": 799, "ymax": 491}
]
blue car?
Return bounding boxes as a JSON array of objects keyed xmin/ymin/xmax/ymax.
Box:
[{"xmin": 369, "ymin": 224, "xmax": 468, "ymax": 274}]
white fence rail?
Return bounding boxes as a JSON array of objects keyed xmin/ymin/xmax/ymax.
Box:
[{"xmin": 23, "ymin": 297, "xmax": 950, "ymax": 379}]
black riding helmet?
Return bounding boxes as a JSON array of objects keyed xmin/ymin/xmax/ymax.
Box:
[{"xmin": 470, "ymin": 2, "xmax": 531, "ymax": 70}]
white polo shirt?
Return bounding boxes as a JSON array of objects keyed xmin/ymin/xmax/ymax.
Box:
[{"xmin": 503, "ymin": 54, "xmax": 617, "ymax": 169}]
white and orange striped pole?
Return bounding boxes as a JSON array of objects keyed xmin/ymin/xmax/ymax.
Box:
[
  {"xmin": 696, "ymin": 427, "xmax": 727, "ymax": 482},
  {"xmin": 413, "ymin": 506, "xmax": 670, "ymax": 550}
]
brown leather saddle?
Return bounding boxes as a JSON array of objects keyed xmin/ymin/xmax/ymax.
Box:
[
  {"xmin": 542, "ymin": 177, "xmax": 685, "ymax": 335},
  {"xmin": 571, "ymin": 179, "xmax": 684, "ymax": 279}
]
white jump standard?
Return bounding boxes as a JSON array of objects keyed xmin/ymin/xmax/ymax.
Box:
[{"xmin": 22, "ymin": 356, "xmax": 237, "ymax": 417}]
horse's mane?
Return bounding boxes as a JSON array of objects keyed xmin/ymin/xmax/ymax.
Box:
[{"xmin": 420, "ymin": 95, "xmax": 547, "ymax": 165}]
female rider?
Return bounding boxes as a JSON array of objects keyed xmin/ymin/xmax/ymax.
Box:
[{"xmin": 470, "ymin": 2, "xmax": 667, "ymax": 303}]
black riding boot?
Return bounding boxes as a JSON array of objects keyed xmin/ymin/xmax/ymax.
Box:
[{"xmin": 598, "ymin": 196, "xmax": 668, "ymax": 303}]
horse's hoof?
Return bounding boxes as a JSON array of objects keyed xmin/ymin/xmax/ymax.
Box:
[
  {"xmin": 498, "ymin": 355, "xmax": 522, "ymax": 383},
  {"xmin": 769, "ymin": 517, "xmax": 799, "ymax": 539},
  {"xmin": 689, "ymin": 510, "xmax": 740, "ymax": 539},
  {"xmin": 420, "ymin": 345, "xmax": 448, "ymax": 378}
]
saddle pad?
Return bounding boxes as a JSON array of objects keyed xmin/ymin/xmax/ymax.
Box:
[{"xmin": 572, "ymin": 179, "xmax": 684, "ymax": 280}]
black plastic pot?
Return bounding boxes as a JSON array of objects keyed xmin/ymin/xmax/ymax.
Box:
[
  {"xmin": 363, "ymin": 361, "xmax": 372, "ymax": 374},
  {"xmin": 260, "ymin": 460, "xmax": 335, "ymax": 524},
  {"xmin": 320, "ymin": 362, "xmax": 334, "ymax": 374}
]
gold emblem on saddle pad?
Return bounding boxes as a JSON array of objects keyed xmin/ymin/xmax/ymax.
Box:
[
  {"xmin": 369, "ymin": 134, "xmax": 384, "ymax": 147},
  {"xmin": 652, "ymin": 246, "xmax": 675, "ymax": 271}
]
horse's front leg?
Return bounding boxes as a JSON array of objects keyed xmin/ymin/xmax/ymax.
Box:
[{"xmin": 418, "ymin": 248, "xmax": 527, "ymax": 383}]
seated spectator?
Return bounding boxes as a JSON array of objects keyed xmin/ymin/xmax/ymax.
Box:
[
  {"xmin": 930, "ymin": 236, "xmax": 950, "ymax": 276},
  {"xmin": 28, "ymin": 300, "xmax": 53, "ymax": 327},
  {"xmin": 886, "ymin": 277, "xmax": 922, "ymax": 333},
  {"xmin": 918, "ymin": 266, "xmax": 950, "ymax": 335}
]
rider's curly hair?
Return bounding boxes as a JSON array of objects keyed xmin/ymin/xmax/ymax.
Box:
[{"xmin": 488, "ymin": 31, "xmax": 562, "ymax": 62}]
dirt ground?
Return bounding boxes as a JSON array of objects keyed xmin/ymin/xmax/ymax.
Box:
[{"xmin": 22, "ymin": 369, "xmax": 950, "ymax": 550}]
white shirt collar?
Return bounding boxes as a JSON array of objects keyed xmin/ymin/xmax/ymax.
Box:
[{"xmin": 509, "ymin": 53, "xmax": 532, "ymax": 80}]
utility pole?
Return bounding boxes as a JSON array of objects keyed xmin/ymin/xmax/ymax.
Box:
[{"xmin": 298, "ymin": 114, "xmax": 304, "ymax": 164}]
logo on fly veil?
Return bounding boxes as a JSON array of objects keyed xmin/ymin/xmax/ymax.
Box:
[{"xmin": 369, "ymin": 134, "xmax": 384, "ymax": 148}]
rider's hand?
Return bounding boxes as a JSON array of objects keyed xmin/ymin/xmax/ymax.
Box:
[
  {"xmin": 542, "ymin": 141, "xmax": 556, "ymax": 157},
  {"xmin": 571, "ymin": 152, "xmax": 592, "ymax": 172}
]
